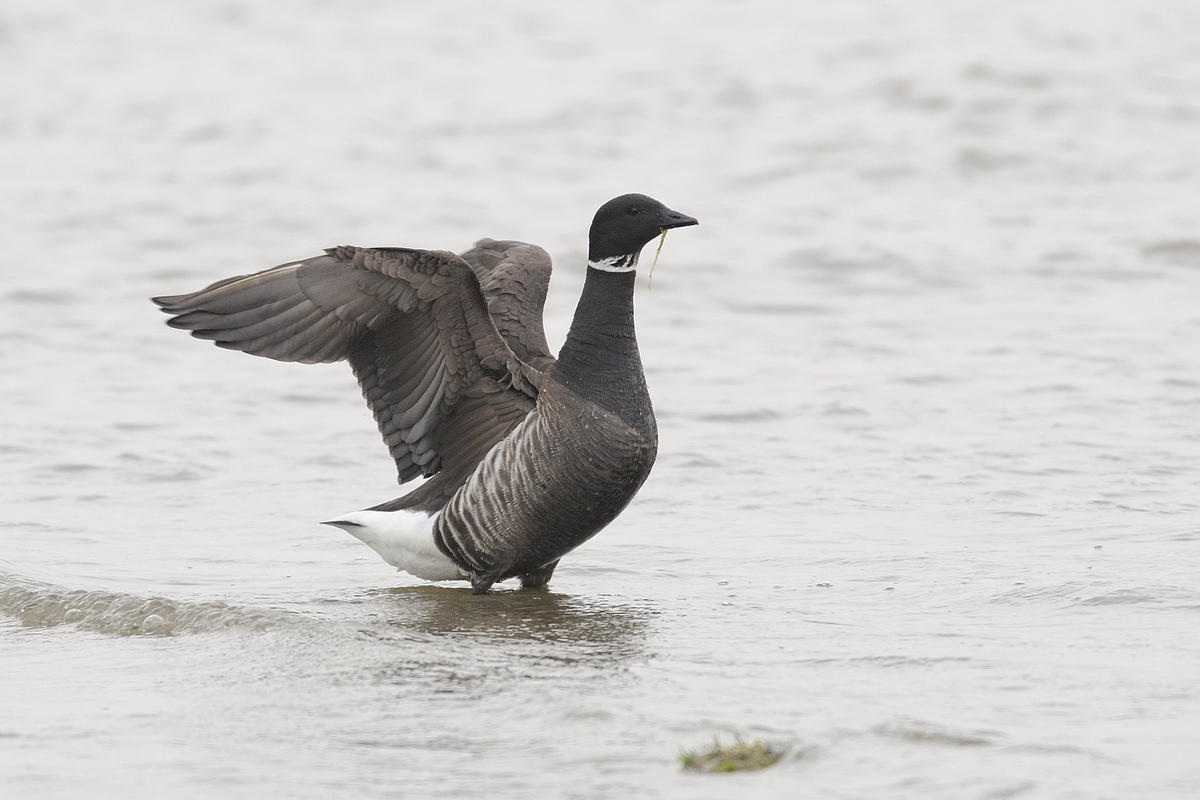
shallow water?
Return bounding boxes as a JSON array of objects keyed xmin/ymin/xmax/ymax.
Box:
[{"xmin": 4, "ymin": 1, "xmax": 1200, "ymax": 797}]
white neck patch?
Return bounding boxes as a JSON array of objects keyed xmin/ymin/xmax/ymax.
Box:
[{"xmin": 587, "ymin": 253, "xmax": 639, "ymax": 273}]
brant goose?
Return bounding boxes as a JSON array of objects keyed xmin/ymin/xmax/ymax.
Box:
[{"xmin": 152, "ymin": 195, "xmax": 697, "ymax": 593}]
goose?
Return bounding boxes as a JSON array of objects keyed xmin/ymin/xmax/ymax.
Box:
[{"xmin": 152, "ymin": 194, "xmax": 698, "ymax": 594}]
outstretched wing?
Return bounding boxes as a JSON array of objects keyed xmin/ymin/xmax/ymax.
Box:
[
  {"xmin": 152, "ymin": 246, "xmax": 540, "ymax": 485},
  {"xmin": 459, "ymin": 239, "xmax": 555, "ymax": 372}
]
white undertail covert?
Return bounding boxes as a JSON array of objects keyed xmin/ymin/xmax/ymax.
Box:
[{"xmin": 324, "ymin": 510, "xmax": 467, "ymax": 581}]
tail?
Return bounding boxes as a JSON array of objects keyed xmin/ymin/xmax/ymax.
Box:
[{"xmin": 322, "ymin": 510, "xmax": 466, "ymax": 582}]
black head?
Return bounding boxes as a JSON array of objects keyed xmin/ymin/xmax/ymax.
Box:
[{"xmin": 588, "ymin": 194, "xmax": 698, "ymax": 263}]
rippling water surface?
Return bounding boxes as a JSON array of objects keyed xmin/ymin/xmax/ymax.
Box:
[{"xmin": 4, "ymin": 2, "xmax": 1200, "ymax": 797}]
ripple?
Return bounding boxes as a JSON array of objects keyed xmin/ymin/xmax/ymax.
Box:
[
  {"xmin": 873, "ymin": 718, "xmax": 994, "ymax": 747},
  {"xmin": 3, "ymin": 289, "xmax": 79, "ymax": 305},
  {"xmin": 1077, "ymin": 590, "xmax": 1162, "ymax": 606},
  {"xmin": 1143, "ymin": 240, "xmax": 1200, "ymax": 267},
  {"xmin": 697, "ymin": 409, "xmax": 782, "ymax": 423}
]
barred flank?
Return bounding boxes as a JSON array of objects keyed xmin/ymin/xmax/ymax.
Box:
[{"xmin": 434, "ymin": 379, "xmax": 657, "ymax": 582}]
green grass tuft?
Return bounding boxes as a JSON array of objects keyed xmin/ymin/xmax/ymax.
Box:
[{"xmin": 679, "ymin": 736, "xmax": 785, "ymax": 773}]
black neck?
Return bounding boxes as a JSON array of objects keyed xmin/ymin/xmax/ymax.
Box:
[{"xmin": 551, "ymin": 267, "xmax": 652, "ymax": 427}]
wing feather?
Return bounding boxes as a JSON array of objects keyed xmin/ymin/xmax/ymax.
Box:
[
  {"xmin": 153, "ymin": 246, "xmax": 539, "ymax": 487},
  {"xmin": 459, "ymin": 239, "xmax": 555, "ymax": 372}
]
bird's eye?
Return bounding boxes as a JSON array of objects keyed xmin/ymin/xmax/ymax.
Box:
[{"xmin": 627, "ymin": 206, "xmax": 641, "ymax": 215}]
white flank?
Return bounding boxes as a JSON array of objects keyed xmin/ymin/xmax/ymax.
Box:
[
  {"xmin": 587, "ymin": 253, "xmax": 638, "ymax": 273},
  {"xmin": 324, "ymin": 510, "xmax": 467, "ymax": 582}
]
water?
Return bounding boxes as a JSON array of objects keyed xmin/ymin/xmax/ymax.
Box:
[{"xmin": 3, "ymin": 1, "xmax": 1200, "ymax": 797}]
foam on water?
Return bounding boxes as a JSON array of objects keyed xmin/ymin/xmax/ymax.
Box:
[{"xmin": 0, "ymin": 572, "xmax": 282, "ymax": 636}]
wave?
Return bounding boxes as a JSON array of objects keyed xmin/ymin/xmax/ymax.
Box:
[{"xmin": 0, "ymin": 572, "xmax": 282, "ymax": 636}]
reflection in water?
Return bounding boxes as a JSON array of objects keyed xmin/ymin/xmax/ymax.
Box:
[
  {"xmin": 348, "ymin": 586, "xmax": 655, "ymax": 694},
  {"xmin": 371, "ymin": 585, "xmax": 652, "ymax": 654}
]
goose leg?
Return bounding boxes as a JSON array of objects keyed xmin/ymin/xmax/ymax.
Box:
[
  {"xmin": 519, "ymin": 560, "xmax": 559, "ymax": 590},
  {"xmin": 470, "ymin": 572, "xmax": 497, "ymax": 595}
]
